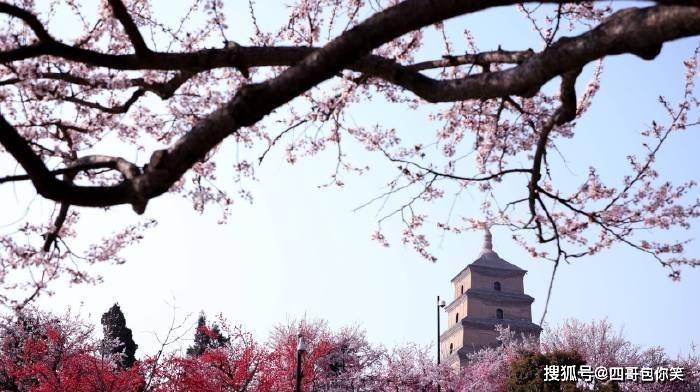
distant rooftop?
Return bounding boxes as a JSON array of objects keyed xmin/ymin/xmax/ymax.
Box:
[{"xmin": 451, "ymin": 226, "xmax": 524, "ymax": 282}]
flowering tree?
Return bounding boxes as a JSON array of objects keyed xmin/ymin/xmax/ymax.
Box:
[
  {"xmin": 185, "ymin": 312, "xmax": 229, "ymax": 357},
  {"xmin": 0, "ymin": 0, "xmax": 699, "ymax": 307},
  {"xmin": 0, "ymin": 309, "xmax": 698, "ymax": 391},
  {"xmin": 454, "ymin": 321, "xmax": 700, "ymax": 391},
  {"xmin": 149, "ymin": 316, "xmax": 271, "ymax": 391},
  {"xmin": 540, "ymin": 319, "xmax": 700, "ymax": 391},
  {"xmin": 0, "ymin": 309, "xmax": 144, "ymax": 392}
]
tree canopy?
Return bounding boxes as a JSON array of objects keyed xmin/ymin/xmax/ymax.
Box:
[
  {"xmin": 0, "ymin": 0, "xmax": 698, "ymax": 310},
  {"xmin": 185, "ymin": 312, "xmax": 229, "ymax": 357},
  {"xmin": 1, "ymin": 308, "xmax": 698, "ymax": 391}
]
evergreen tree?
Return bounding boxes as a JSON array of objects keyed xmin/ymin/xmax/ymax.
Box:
[
  {"xmin": 186, "ymin": 312, "xmax": 229, "ymax": 356},
  {"xmin": 100, "ymin": 304, "xmax": 138, "ymax": 368}
]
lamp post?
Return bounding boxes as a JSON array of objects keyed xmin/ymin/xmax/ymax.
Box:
[
  {"xmin": 296, "ymin": 333, "xmax": 306, "ymax": 392},
  {"xmin": 437, "ymin": 295, "xmax": 446, "ymax": 364},
  {"xmin": 437, "ymin": 295, "xmax": 446, "ymax": 392}
]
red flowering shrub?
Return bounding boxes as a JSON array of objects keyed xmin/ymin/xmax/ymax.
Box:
[{"xmin": 0, "ymin": 310, "xmax": 143, "ymax": 392}]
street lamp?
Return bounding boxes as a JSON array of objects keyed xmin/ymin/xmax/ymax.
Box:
[
  {"xmin": 437, "ymin": 296, "xmax": 446, "ymax": 392},
  {"xmin": 437, "ymin": 295, "xmax": 446, "ymax": 364},
  {"xmin": 295, "ymin": 333, "xmax": 306, "ymax": 392}
]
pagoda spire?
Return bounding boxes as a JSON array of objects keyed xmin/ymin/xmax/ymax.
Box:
[{"xmin": 479, "ymin": 223, "xmax": 497, "ymax": 256}]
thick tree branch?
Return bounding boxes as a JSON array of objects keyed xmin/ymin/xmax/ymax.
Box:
[
  {"xmin": 106, "ymin": 0, "xmax": 151, "ymax": 57},
  {"xmin": 1, "ymin": 1, "xmax": 699, "ymax": 216},
  {"xmin": 406, "ymin": 49, "xmax": 535, "ymax": 71},
  {"xmin": 1, "ymin": 4, "xmax": 696, "ymax": 92},
  {"xmin": 0, "ymin": 115, "xmax": 141, "ymax": 207},
  {"xmin": 358, "ymin": 6, "xmax": 700, "ymax": 102},
  {"xmin": 4, "ymin": 0, "xmax": 549, "ymax": 211},
  {"xmin": 0, "ymin": 3, "xmax": 51, "ymax": 41}
]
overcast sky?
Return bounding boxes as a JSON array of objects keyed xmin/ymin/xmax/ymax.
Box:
[{"xmin": 1, "ymin": 1, "xmax": 699, "ymax": 358}]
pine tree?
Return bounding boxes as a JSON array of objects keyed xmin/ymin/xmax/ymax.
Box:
[
  {"xmin": 186, "ymin": 312, "xmax": 229, "ymax": 356},
  {"xmin": 100, "ymin": 304, "xmax": 138, "ymax": 368}
]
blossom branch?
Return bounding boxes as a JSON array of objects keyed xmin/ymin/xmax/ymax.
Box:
[{"xmin": 106, "ymin": 0, "xmax": 151, "ymax": 57}]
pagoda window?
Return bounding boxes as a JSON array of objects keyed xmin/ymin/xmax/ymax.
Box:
[
  {"xmin": 496, "ymin": 309, "xmax": 504, "ymax": 319},
  {"xmin": 494, "ymin": 281, "xmax": 501, "ymax": 291},
  {"xmin": 461, "ymin": 285, "xmax": 464, "ymax": 295},
  {"xmin": 455, "ymin": 313, "xmax": 459, "ymax": 323},
  {"xmin": 449, "ymin": 343, "xmax": 454, "ymax": 354}
]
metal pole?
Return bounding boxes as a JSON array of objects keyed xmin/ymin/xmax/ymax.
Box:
[
  {"xmin": 295, "ymin": 348, "xmax": 303, "ymax": 392},
  {"xmin": 296, "ymin": 333, "xmax": 305, "ymax": 392},
  {"xmin": 437, "ymin": 295, "xmax": 441, "ymax": 365},
  {"xmin": 437, "ymin": 295, "xmax": 441, "ymax": 392}
]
